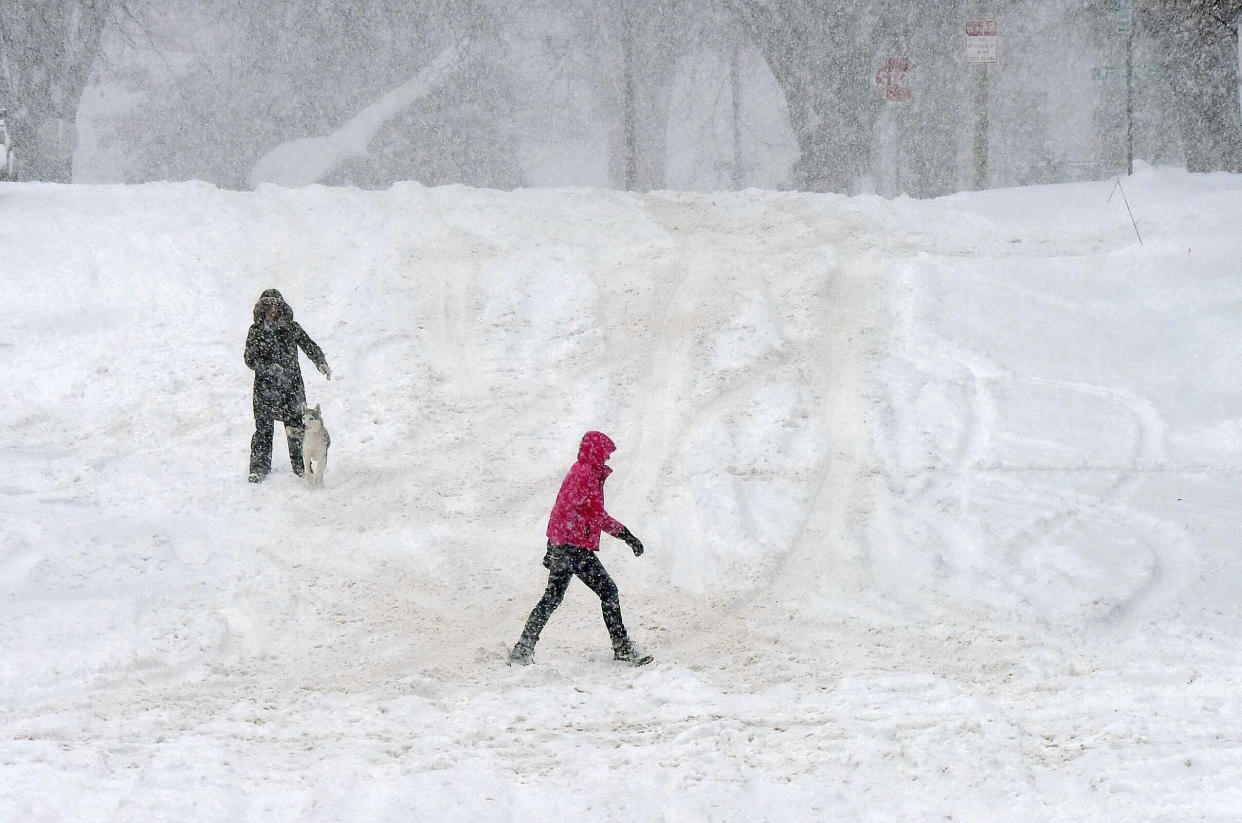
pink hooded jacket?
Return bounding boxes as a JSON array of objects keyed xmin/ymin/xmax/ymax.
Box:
[{"xmin": 546, "ymin": 431, "xmax": 626, "ymax": 551}]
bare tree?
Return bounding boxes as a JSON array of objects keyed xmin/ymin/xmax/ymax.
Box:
[
  {"xmin": 103, "ymin": 0, "xmax": 519, "ymax": 189},
  {"xmin": 1156, "ymin": 0, "xmax": 1242, "ymax": 28},
  {"xmin": 1142, "ymin": 0, "xmax": 1242, "ymax": 171},
  {"xmin": 621, "ymin": 1, "xmax": 639, "ymax": 189},
  {"xmin": 0, "ymin": 0, "xmax": 116, "ymax": 181},
  {"xmin": 527, "ymin": 0, "xmax": 690, "ymax": 191},
  {"xmin": 724, "ymin": 0, "xmax": 886, "ymax": 192}
]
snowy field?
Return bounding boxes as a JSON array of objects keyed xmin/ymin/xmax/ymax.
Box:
[{"xmin": 3, "ymin": 167, "xmax": 1242, "ymax": 821}]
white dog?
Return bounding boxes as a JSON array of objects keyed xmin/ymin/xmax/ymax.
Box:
[{"xmin": 301, "ymin": 403, "xmax": 330, "ymax": 489}]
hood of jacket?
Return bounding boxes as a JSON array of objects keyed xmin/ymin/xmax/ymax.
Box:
[
  {"xmin": 253, "ymin": 290, "xmax": 294, "ymax": 324},
  {"xmin": 577, "ymin": 431, "xmax": 616, "ymax": 472}
]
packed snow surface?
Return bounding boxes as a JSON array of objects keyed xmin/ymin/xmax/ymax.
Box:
[{"xmin": 3, "ymin": 166, "xmax": 1241, "ymax": 820}]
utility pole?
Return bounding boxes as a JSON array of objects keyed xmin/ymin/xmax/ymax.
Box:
[
  {"xmin": 621, "ymin": 2, "xmax": 638, "ymax": 191},
  {"xmin": 1119, "ymin": 0, "xmax": 1134, "ymax": 175},
  {"xmin": 974, "ymin": 65, "xmax": 989, "ymax": 189},
  {"xmin": 730, "ymin": 40, "xmax": 744, "ymax": 190}
]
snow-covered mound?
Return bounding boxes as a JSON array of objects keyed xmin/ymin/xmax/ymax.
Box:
[{"xmin": 2, "ymin": 167, "xmax": 1241, "ymax": 820}]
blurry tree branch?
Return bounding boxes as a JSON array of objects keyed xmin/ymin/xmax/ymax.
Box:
[
  {"xmin": 107, "ymin": 0, "xmax": 520, "ymax": 188},
  {"xmin": 0, "ymin": 0, "xmax": 120, "ymax": 180},
  {"xmin": 1141, "ymin": 0, "xmax": 1242, "ymax": 171}
]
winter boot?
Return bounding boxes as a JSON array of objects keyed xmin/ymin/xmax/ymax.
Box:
[
  {"xmin": 508, "ymin": 642, "xmax": 535, "ymax": 666},
  {"xmin": 613, "ymin": 639, "xmax": 653, "ymax": 666}
]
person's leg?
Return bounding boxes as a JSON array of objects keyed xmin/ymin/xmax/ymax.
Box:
[
  {"xmin": 285, "ymin": 422, "xmax": 305, "ymax": 476},
  {"xmin": 249, "ymin": 407, "xmax": 274, "ymax": 481},
  {"xmin": 512, "ymin": 545, "xmax": 574, "ymax": 661},
  {"xmin": 574, "ymin": 550, "xmax": 631, "ymax": 655}
]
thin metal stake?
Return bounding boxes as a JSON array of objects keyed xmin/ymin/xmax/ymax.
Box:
[{"xmin": 1108, "ymin": 178, "xmax": 1143, "ymax": 245}]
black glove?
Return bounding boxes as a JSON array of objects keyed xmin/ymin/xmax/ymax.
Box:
[{"xmin": 617, "ymin": 527, "xmax": 644, "ymax": 557}]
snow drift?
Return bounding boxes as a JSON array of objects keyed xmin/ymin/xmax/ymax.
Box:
[{"xmin": 2, "ymin": 167, "xmax": 1242, "ymax": 820}]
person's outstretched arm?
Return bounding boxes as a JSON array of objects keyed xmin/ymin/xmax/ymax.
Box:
[{"xmin": 294, "ymin": 323, "xmax": 331, "ymax": 379}]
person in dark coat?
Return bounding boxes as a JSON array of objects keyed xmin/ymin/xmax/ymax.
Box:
[
  {"xmin": 244, "ymin": 289, "xmax": 331, "ymax": 483},
  {"xmin": 509, "ymin": 431, "xmax": 649, "ymax": 665}
]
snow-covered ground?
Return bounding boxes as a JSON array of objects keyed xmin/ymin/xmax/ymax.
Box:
[{"xmin": 3, "ymin": 167, "xmax": 1241, "ymax": 821}]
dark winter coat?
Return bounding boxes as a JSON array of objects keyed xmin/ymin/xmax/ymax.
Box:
[
  {"xmin": 545, "ymin": 431, "xmax": 627, "ymax": 551},
  {"xmin": 244, "ymin": 289, "xmax": 328, "ymax": 422}
]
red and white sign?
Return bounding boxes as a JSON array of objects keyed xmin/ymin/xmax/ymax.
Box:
[
  {"xmin": 875, "ymin": 56, "xmax": 912, "ymax": 102},
  {"xmin": 966, "ymin": 20, "xmax": 999, "ymax": 63}
]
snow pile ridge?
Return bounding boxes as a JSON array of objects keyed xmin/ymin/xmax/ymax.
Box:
[{"xmin": 2, "ymin": 172, "xmax": 1242, "ymax": 820}]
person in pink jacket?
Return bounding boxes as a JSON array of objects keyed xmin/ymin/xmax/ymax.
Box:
[{"xmin": 509, "ymin": 431, "xmax": 649, "ymax": 666}]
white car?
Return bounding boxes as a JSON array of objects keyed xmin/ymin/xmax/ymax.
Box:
[{"xmin": 0, "ymin": 109, "xmax": 15, "ymax": 181}]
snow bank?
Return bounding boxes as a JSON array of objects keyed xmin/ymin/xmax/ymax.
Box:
[{"xmin": 2, "ymin": 167, "xmax": 1242, "ymax": 820}]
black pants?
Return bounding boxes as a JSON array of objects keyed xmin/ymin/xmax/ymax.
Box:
[
  {"xmin": 517, "ymin": 543, "xmax": 629, "ymax": 652},
  {"xmin": 249, "ymin": 412, "xmax": 304, "ymax": 477}
]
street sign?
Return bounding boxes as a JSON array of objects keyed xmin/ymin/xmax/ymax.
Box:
[
  {"xmin": 966, "ymin": 20, "xmax": 999, "ymax": 64},
  {"xmin": 875, "ymin": 56, "xmax": 912, "ymax": 102}
]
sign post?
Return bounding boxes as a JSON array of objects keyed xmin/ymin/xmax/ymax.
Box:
[
  {"xmin": 1117, "ymin": 0, "xmax": 1134, "ymax": 175},
  {"xmin": 873, "ymin": 56, "xmax": 912, "ymax": 196},
  {"xmin": 966, "ymin": 20, "xmax": 998, "ymax": 190}
]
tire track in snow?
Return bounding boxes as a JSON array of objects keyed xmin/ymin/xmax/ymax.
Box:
[
  {"xmin": 622, "ymin": 195, "xmax": 867, "ymax": 664},
  {"xmin": 634, "ymin": 195, "xmax": 903, "ymax": 676},
  {"xmin": 999, "ymin": 379, "xmax": 1196, "ymax": 625},
  {"xmin": 763, "ymin": 246, "xmax": 882, "ymax": 603},
  {"xmin": 859, "ymin": 253, "xmax": 1198, "ymax": 627},
  {"xmin": 630, "ymin": 197, "xmax": 810, "ymax": 558}
]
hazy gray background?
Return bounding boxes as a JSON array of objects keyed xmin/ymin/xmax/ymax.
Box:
[{"xmin": 3, "ymin": 0, "xmax": 1241, "ymax": 194}]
